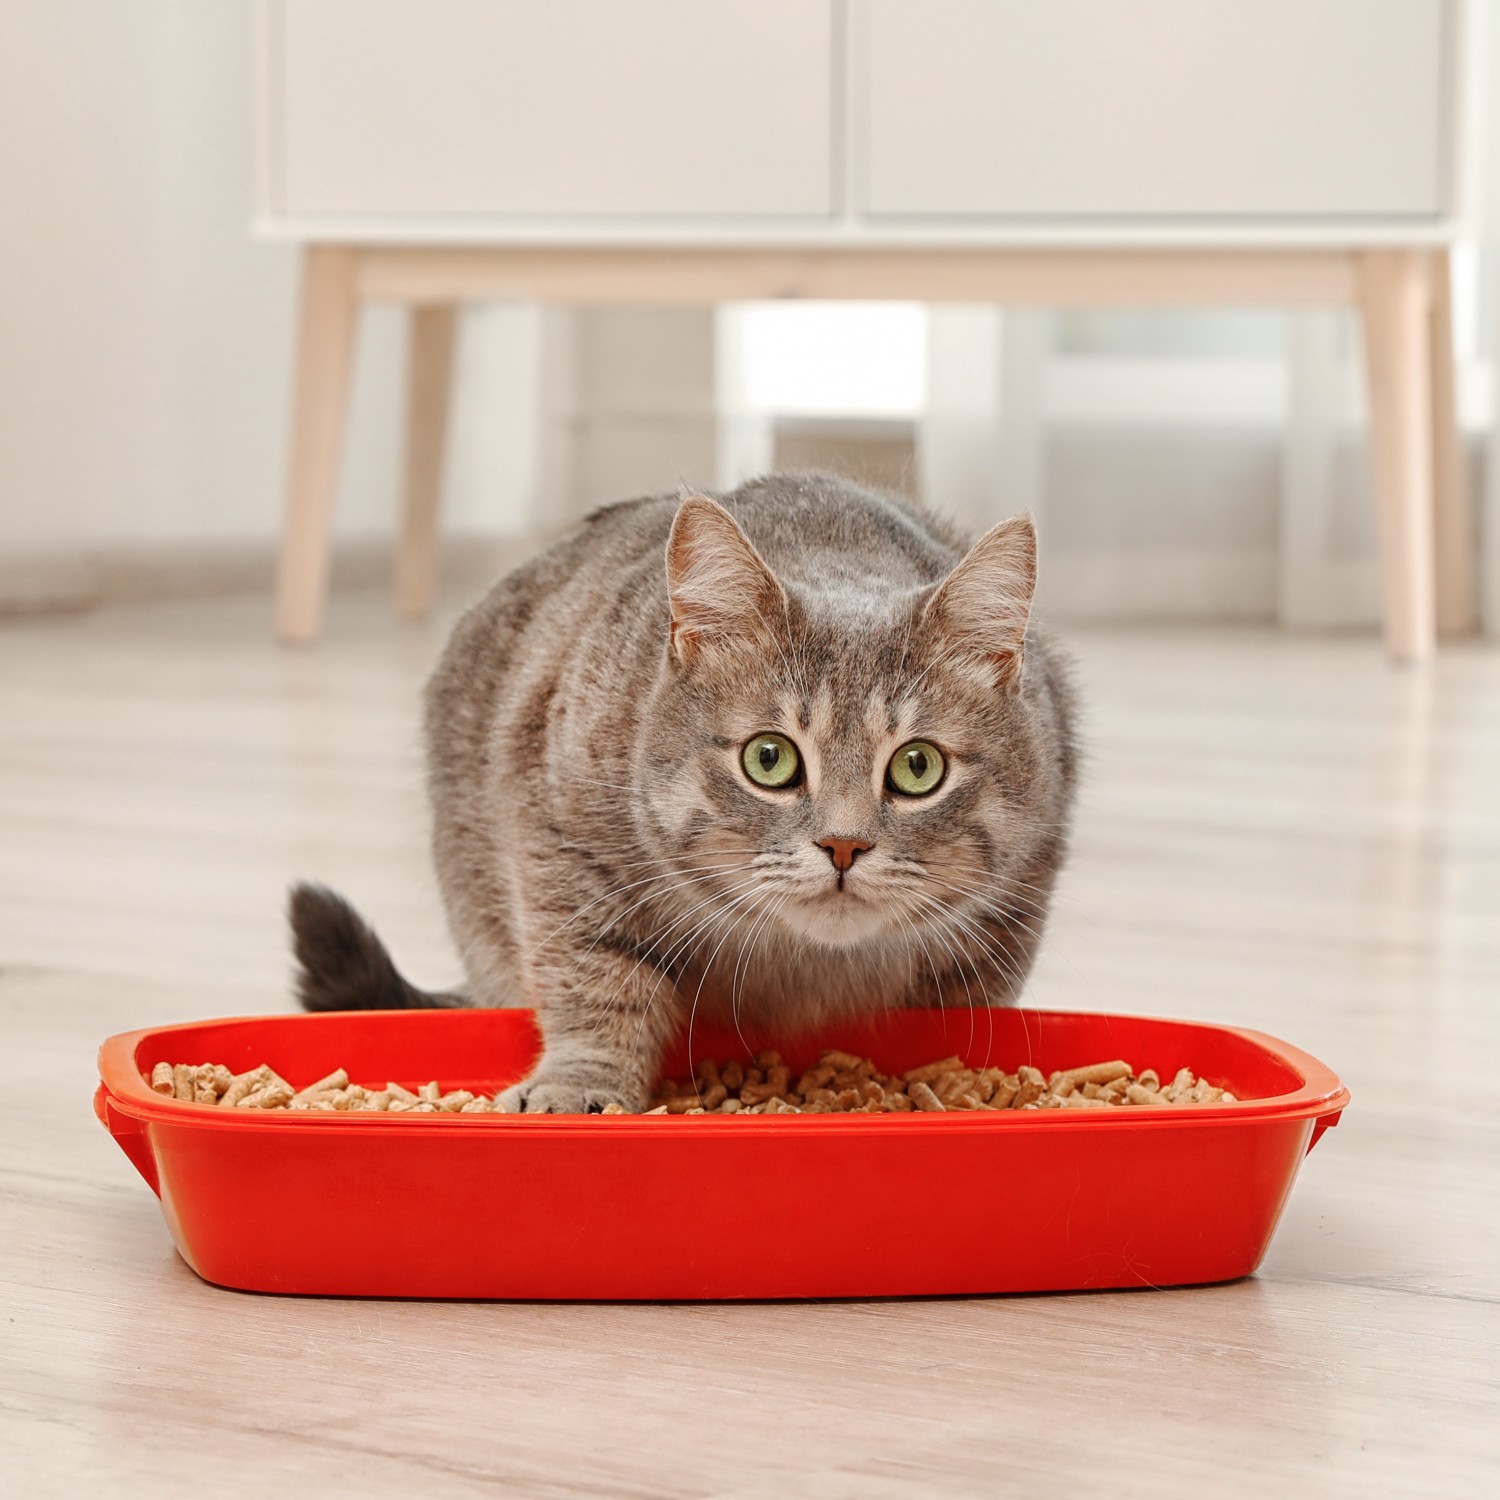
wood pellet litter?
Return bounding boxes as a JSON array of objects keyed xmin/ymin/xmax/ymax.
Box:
[
  {"xmin": 148, "ymin": 1052, "xmax": 1236, "ymax": 1115},
  {"xmin": 643, "ymin": 1051, "xmax": 1235, "ymax": 1113},
  {"xmin": 148, "ymin": 1061, "xmax": 496, "ymax": 1113}
]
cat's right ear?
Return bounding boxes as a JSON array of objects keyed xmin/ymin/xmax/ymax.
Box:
[{"xmin": 665, "ymin": 496, "xmax": 787, "ymax": 666}]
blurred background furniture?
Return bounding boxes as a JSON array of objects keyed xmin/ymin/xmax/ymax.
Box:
[{"xmin": 260, "ymin": 0, "xmax": 1483, "ymax": 660}]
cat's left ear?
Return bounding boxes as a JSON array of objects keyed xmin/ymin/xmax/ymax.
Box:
[
  {"xmin": 921, "ymin": 514, "xmax": 1037, "ymax": 692},
  {"xmin": 665, "ymin": 495, "xmax": 788, "ymax": 665}
]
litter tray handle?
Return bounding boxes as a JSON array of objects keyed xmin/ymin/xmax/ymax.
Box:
[
  {"xmin": 1307, "ymin": 1108, "xmax": 1345, "ymax": 1155},
  {"xmin": 94, "ymin": 1086, "xmax": 160, "ymax": 1197}
]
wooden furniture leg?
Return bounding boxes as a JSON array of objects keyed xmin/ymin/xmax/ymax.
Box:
[
  {"xmin": 275, "ymin": 246, "xmax": 360, "ymax": 643},
  {"xmin": 395, "ymin": 305, "xmax": 459, "ymax": 619},
  {"xmin": 1428, "ymin": 249, "xmax": 1477, "ymax": 635},
  {"xmin": 271, "ymin": 244, "xmax": 1456, "ymax": 654},
  {"xmin": 1358, "ymin": 251, "xmax": 1437, "ymax": 664}
]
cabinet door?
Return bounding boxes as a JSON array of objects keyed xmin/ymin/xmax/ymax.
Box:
[
  {"xmin": 859, "ymin": 0, "xmax": 1449, "ymax": 218},
  {"xmin": 272, "ymin": 0, "xmax": 833, "ymax": 218}
]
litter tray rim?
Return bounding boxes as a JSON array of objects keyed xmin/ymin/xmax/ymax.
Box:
[{"xmin": 96, "ymin": 1007, "xmax": 1350, "ymax": 1136}]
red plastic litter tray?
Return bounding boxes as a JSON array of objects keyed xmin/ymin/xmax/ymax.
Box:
[{"xmin": 95, "ymin": 1007, "xmax": 1348, "ymax": 1300}]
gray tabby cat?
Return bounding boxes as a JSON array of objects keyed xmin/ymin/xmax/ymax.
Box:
[{"xmin": 292, "ymin": 472, "xmax": 1077, "ymax": 1113}]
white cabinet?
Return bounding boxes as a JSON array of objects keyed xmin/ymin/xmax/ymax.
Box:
[
  {"xmin": 260, "ymin": 0, "xmax": 1465, "ymax": 240},
  {"xmin": 857, "ymin": 0, "xmax": 1450, "ymax": 220},
  {"xmin": 266, "ymin": 1, "xmax": 1476, "ymax": 658},
  {"xmin": 269, "ymin": 0, "xmax": 835, "ymax": 220}
]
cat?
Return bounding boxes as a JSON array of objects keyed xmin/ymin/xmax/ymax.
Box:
[{"xmin": 291, "ymin": 472, "xmax": 1078, "ymax": 1113}]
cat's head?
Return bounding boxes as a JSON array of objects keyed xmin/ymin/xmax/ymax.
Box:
[{"xmin": 638, "ymin": 494, "xmax": 1053, "ymax": 953}]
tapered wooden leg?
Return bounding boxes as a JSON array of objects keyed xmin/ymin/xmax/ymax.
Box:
[
  {"xmin": 1358, "ymin": 251, "xmax": 1437, "ymax": 664},
  {"xmin": 394, "ymin": 305, "xmax": 458, "ymax": 618},
  {"xmin": 275, "ymin": 246, "xmax": 360, "ymax": 643},
  {"xmin": 1428, "ymin": 250, "xmax": 1477, "ymax": 635}
]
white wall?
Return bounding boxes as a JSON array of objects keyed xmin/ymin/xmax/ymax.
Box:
[{"xmin": 0, "ymin": 1, "xmax": 550, "ymax": 590}]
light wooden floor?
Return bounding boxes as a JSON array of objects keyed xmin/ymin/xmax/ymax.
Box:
[{"xmin": 3, "ymin": 588, "xmax": 1498, "ymax": 1498}]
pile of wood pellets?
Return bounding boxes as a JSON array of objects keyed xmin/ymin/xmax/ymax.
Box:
[
  {"xmin": 643, "ymin": 1050, "xmax": 1234, "ymax": 1113},
  {"xmin": 150, "ymin": 1062, "xmax": 497, "ymax": 1113},
  {"xmin": 150, "ymin": 1051, "xmax": 1235, "ymax": 1115}
]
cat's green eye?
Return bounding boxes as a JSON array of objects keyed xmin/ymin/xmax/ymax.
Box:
[
  {"xmin": 887, "ymin": 740, "xmax": 945, "ymax": 797},
  {"xmin": 742, "ymin": 733, "xmax": 801, "ymax": 789}
]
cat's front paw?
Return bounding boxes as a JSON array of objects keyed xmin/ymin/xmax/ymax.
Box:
[{"xmin": 499, "ymin": 1072, "xmax": 645, "ymax": 1115}]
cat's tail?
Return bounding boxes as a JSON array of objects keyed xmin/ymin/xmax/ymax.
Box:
[{"xmin": 288, "ymin": 883, "xmax": 469, "ymax": 1012}]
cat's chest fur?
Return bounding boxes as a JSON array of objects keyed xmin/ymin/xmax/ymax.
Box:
[{"xmin": 657, "ymin": 934, "xmax": 919, "ymax": 1029}]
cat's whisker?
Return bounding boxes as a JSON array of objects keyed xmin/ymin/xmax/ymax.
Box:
[
  {"xmin": 917, "ymin": 865, "xmax": 1059, "ymax": 928},
  {"xmin": 570, "ymin": 869, "xmax": 773, "ymax": 1052},
  {"xmin": 923, "ymin": 874, "xmax": 1102, "ymax": 1005},
  {"xmin": 634, "ymin": 878, "xmax": 773, "ymax": 1061},
  {"xmin": 910, "ymin": 854, "xmax": 1068, "ymax": 894},
  {"xmin": 898, "ymin": 870, "xmax": 1038, "ymax": 941},
  {"xmin": 891, "ymin": 901, "xmax": 949, "ymax": 1009},
  {"xmin": 924, "ymin": 879, "xmax": 1055, "ymax": 941},
  {"xmin": 898, "ymin": 903, "xmax": 968, "ymax": 1012},
  {"xmin": 579, "ymin": 847, "xmax": 763, "ymax": 874},
  {"xmin": 742, "ymin": 889, "xmax": 799, "ymax": 1046},
  {"xmin": 558, "ymin": 866, "xmax": 764, "ymax": 993},
  {"xmin": 620, "ymin": 934, "xmax": 697, "ymax": 1061},
  {"xmin": 684, "ymin": 880, "xmax": 779, "ymax": 1072},
  {"xmin": 626, "ymin": 869, "xmax": 771, "ymax": 996},
  {"xmin": 538, "ymin": 848, "xmax": 772, "ymax": 905},
  {"xmin": 623, "ymin": 870, "xmax": 770, "ymax": 981},
  {"xmin": 944, "ymin": 910, "xmax": 1036, "ymax": 1011},
  {"xmin": 522, "ymin": 859, "xmax": 754, "ymax": 964},
  {"xmin": 922, "ymin": 873, "xmax": 1058, "ymax": 952},
  {"xmin": 905, "ymin": 908, "xmax": 1007, "ymax": 1017},
  {"xmin": 914, "ymin": 897, "xmax": 990, "ymax": 1020},
  {"xmin": 908, "ymin": 883, "xmax": 1024, "ymax": 968},
  {"xmin": 956, "ymin": 866, "xmax": 1066, "ymax": 902},
  {"xmin": 933, "ymin": 871, "xmax": 1054, "ymax": 908},
  {"xmin": 888, "ymin": 911, "xmax": 922, "ymax": 1006},
  {"xmin": 905, "ymin": 887, "xmax": 1035, "ymax": 1007},
  {"xmin": 727, "ymin": 883, "xmax": 784, "ymax": 1031},
  {"xmin": 576, "ymin": 858, "xmax": 777, "ymax": 941},
  {"xmin": 729, "ymin": 893, "xmax": 791, "ymax": 1058},
  {"xmin": 531, "ymin": 858, "xmax": 750, "ymax": 900},
  {"xmin": 897, "ymin": 852, "xmax": 1068, "ymax": 910},
  {"xmin": 890, "ymin": 876, "xmax": 975, "ymax": 1007}
]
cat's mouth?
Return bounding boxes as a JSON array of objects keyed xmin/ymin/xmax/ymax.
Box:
[{"xmin": 776, "ymin": 877, "xmax": 892, "ymax": 947}]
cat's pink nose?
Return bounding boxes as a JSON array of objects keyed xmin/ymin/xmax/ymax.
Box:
[{"xmin": 817, "ymin": 837, "xmax": 873, "ymax": 872}]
